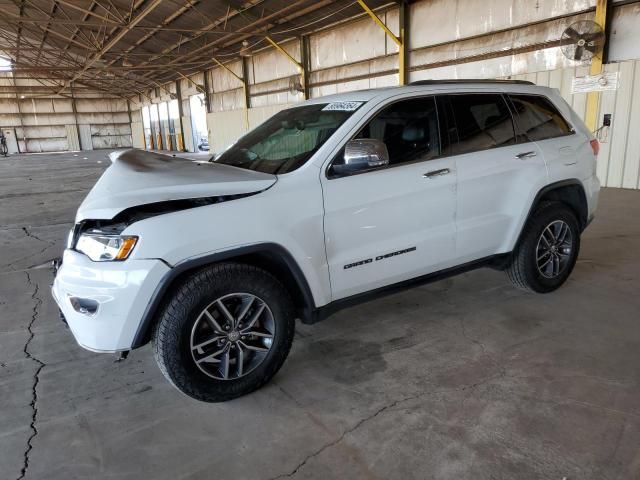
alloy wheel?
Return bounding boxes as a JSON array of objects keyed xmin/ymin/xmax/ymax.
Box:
[
  {"xmin": 536, "ymin": 220, "xmax": 574, "ymax": 279},
  {"xmin": 190, "ymin": 293, "xmax": 275, "ymax": 380}
]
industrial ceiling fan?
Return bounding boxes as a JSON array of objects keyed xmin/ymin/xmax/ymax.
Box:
[{"xmin": 560, "ymin": 20, "xmax": 605, "ymax": 62}]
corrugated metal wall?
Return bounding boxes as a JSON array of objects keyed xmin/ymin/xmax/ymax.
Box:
[{"xmin": 0, "ymin": 93, "xmax": 133, "ymax": 153}]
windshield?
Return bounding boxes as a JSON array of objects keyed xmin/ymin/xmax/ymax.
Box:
[{"xmin": 214, "ymin": 103, "xmax": 361, "ymax": 174}]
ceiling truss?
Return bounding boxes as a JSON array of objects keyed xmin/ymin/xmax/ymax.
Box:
[{"xmin": 0, "ymin": 0, "xmax": 395, "ymax": 98}]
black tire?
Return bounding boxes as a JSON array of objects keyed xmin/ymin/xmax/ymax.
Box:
[
  {"xmin": 153, "ymin": 262, "xmax": 295, "ymax": 402},
  {"xmin": 507, "ymin": 201, "xmax": 581, "ymax": 293}
]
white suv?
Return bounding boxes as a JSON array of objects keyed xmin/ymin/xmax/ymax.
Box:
[{"xmin": 52, "ymin": 80, "xmax": 600, "ymax": 402}]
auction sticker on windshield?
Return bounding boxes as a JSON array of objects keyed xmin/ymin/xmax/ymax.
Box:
[{"xmin": 322, "ymin": 101, "xmax": 363, "ymax": 112}]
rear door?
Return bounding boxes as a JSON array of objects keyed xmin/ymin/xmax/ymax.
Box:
[
  {"xmin": 507, "ymin": 93, "xmax": 590, "ymax": 185},
  {"xmin": 439, "ymin": 93, "xmax": 547, "ymax": 262},
  {"xmin": 321, "ymin": 95, "xmax": 458, "ymax": 301}
]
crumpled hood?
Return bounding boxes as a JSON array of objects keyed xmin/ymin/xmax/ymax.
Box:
[{"xmin": 76, "ymin": 149, "xmax": 276, "ymax": 221}]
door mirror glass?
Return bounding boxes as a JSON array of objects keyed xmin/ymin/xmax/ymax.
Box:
[{"xmin": 340, "ymin": 139, "xmax": 389, "ymax": 173}]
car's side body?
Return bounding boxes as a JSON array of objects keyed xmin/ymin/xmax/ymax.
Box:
[{"xmin": 52, "ymin": 81, "xmax": 600, "ymax": 354}]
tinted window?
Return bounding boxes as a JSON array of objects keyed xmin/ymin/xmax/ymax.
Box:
[
  {"xmin": 446, "ymin": 94, "xmax": 516, "ymax": 155},
  {"xmin": 508, "ymin": 94, "xmax": 572, "ymax": 142},
  {"xmin": 332, "ymin": 97, "xmax": 441, "ymax": 174},
  {"xmin": 215, "ymin": 103, "xmax": 357, "ymax": 174}
]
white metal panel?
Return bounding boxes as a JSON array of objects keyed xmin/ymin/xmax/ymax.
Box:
[
  {"xmin": 1, "ymin": 128, "xmax": 19, "ymax": 153},
  {"xmin": 608, "ymin": 3, "xmax": 640, "ymax": 62},
  {"xmin": 207, "ymin": 110, "xmax": 247, "ymax": 154},
  {"xmin": 66, "ymin": 124, "xmax": 80, "ymax": 151},
  {"xmin": 622, "ymin": 62, "xmax": 640, "ymax": 189},
  {"xmin": 79, "ymin": 124, "xmax": 93, "ymax": 151},
  {"xmin": 596, "ymin": 64, "xmax": 619, "ymax": 185},
  {"xmin": 211, "ymin": 61, "xmax": 243, "ymax": 92},
  {"xmin": 409, "ymin": 0, "xmax": 595, "ymax": 49},
  {"xmin": 211, "ymin": 89, "xmax": 244, "ymax": 113},
  {"xmin": 182, "ymin": 116, "xmax": 194, "ymax": 152},
  {"xmin": 131, "ymin": 121, "xmax": 145, "ymax": 149},
  {"xmin": 309, "ymin": 13, "xmax": 393, "ymax": 70},
  {"xmin": 247, "ymin": 104, "xmax": 291, "ymax": 130},
  {"xmin": 605, "ymin": 61, "xmax": 634, "ymax": 187},
  {"xmin": 251, "ymin": 40, "xmax": 301, "ymax": 84}
]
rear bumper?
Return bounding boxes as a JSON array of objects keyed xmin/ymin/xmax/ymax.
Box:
[
  {"xmin": 51, "ymin": 249, "xmax": 170, "ymax": 353},
  {"xmin": 584, "ymin": 174, "xmax": 601, "ymax": 224}
]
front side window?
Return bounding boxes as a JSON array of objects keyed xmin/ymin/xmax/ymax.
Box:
[
  {"xmin": 215, "ymin": 103, "xmax": 358, "ymax": 174},
  {"xmin": 508, "ymin": 94, "xmax": 573, "ymax": 142},
  {"xmin": 445, "ymin": 94, "xmax": 516, "ymax": 155},
  {"xmin": 329, "ymin": 96, "xmax": 441, "ymax": 176}
]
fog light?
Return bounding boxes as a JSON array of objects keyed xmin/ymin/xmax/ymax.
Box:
[{"xmin": 69, "ymin": 296, "xmax": 99, "ymax": 316}]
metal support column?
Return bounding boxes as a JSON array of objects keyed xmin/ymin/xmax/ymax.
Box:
[
  {"xmin": 300, "ymin": 35, "xmax": 311, "ymax": 99},
  {"xmin": 71, "ymin": 87, "xmax": 81, "ymax": 150},
  {"xmin": 241, "ymin": 57, "xmax": 251, "ymax": 130},
  {"xmin": 356, "ymin": 0, "xmax": 405, "ymax": 85},
  {"xmin": 202, "ymin": 69, "xmax": 212, "ymax": 114},
  {"xmin": 176, "ymin": 80, "xmax": 186, "ymax": 151},
  {"xmin": 585, "ymin": 0, "xmax": 610, "ymax": 132}
]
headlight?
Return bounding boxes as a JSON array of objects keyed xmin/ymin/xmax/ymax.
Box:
[{"xmin": 75, "ymin": 234, "xmax": 138, "ymax": 262}]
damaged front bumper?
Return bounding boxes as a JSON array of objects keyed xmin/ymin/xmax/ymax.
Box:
[{"xmin": 51, "ymin": 249, "xmax": 170, "ymax": 353}]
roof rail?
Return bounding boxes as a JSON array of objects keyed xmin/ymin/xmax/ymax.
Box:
[{"xmin": 409, "ymin": 79, "xmax": 535, "ymax": 86}]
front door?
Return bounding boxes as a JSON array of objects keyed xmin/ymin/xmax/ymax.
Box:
[{"xmin": 321, "ymin": 96, "xmax": 458, "ymax": 301}]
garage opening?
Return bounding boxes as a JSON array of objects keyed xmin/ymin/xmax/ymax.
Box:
[{"xmin": 189, "ymin": 93, "xmax": 208, "ymax": 153}]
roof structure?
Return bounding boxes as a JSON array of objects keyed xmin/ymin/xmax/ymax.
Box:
[{"xmin": 0, "ymin": 0, "xmax": 395, "ymax": 98}]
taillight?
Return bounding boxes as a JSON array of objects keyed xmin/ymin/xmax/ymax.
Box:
[{"xmin": 590, "ymin": 138, "xmax": 600, "ymax": 156}]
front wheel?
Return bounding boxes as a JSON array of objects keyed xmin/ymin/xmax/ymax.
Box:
[
  {"xmin": 153, "ymin": 263, "xmax": 295, "ymax": 402},
  {"xmin": 506, "ymin": 201, "xmax": 581, "ymax": 293}
]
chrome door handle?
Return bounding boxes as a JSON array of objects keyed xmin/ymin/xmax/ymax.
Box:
[
  {"xmin": 516, "ymin": 151, "xmax": 537, "ymax": 159},
  {"xmin": 423, "ymin": 168, "xmax": 450, "ymax": 178}
]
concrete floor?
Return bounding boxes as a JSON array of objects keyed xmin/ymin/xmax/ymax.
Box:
[{"xmin": 1, "ymin": 149, "xmax": 639, "ymax": 480}]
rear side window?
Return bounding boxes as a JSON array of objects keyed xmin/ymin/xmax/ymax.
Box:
[
  {"xmin": 508, "ymin": 94, "xmax": 573, "ymax": 142},
  {"xmin": 444, "ymin": 94, "xmax": 516, "ymax": 155}
]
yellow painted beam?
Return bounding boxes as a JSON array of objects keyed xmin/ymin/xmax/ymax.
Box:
[
  {"xmin": 212, "ymin": 57, "xmax": 244, "ymax": 83},
  {"xmin": 585, "ymin": 0, "xmax": 609, "ymax": 132},
  {"xmin": 357, "ymin": 0, "xmax": 405, "ymax": 85},
  {"xmin": 265, "ymin": 36, "xmax": 309, "ymax": 99},
  {"xmin": 265, "ymin": 36, "xmax": 303, "ymax": 69},
  {"xmin": 356, "ymin": 0, "xmax": 401, "ymax": 46}
]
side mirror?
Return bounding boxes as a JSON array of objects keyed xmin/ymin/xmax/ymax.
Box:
[{"xmin": 342, "ymin": 139, "xmax": 389, "ymax": 172}]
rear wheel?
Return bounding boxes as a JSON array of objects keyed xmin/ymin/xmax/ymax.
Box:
[
  {"xmin": 507, "ymin": 201, "xmax": 580, "ymax": 293},
  {"xmin": 153, "ymin": 263, "xmax": 295, "ymax": 402}
]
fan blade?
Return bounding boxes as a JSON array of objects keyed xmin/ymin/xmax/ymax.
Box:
[
  {"xmin": 574, "ymin": 45, "xmax": 584, "ymax": 60},
  {"xmin": 564, "ymin": 27, "xmax": 581, "ymax": 40},
  {"xmin": 584, "ymin": 31, "xmax": 604, "ymax": 42},
  {"xmin": 584, "ymin": 43, "xmax": 597, "ymax": 53}
]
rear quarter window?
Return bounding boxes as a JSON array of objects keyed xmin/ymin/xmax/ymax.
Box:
[{"xmin": 508, "ymin": 94, "xmax": 573, "ymax": 142}]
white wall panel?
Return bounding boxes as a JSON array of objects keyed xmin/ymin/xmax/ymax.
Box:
[
  {"xmin": 309, "ymin": 12, "xmax": 396, "ymax": 70},
  {"xmin": 131, "ymin": 121, "xmax": 145, "ymax": 149},
  {"xmin": 211, "ymin": 62, "xmax": 243, "ymax": 92},
  {"xmin": 250, "ymin": 40, "xmax": 301, "ymax": 84},
  {"xmin": 207, "ymin": 110, "xmax": 247, "ymax": 154},
  {"xmin": 409, "ymin": 0, "xmax": 595, "ymax": 49},
  {"xmin": 621, "ymin": 62, "xmax": 640, "ymax": 189},
  {"xmin": 66, "ymin": 124, "xmax": 80, "ymax": 151},
  {"xmin": 609, "ymin": 3, "xmax": 640, "ymax": 62},
  {"xmin": 248, "ymin": 104, "xmax": 291, "ymax": 130}
]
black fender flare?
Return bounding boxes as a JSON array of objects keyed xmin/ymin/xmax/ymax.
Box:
[
  {"xmin": 515, "ymin": 178, "xmax": 588, "ymax": 248},
  {"xmin": 131, "ymin": 243, "xmax": 316, "ymax": 348}
]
